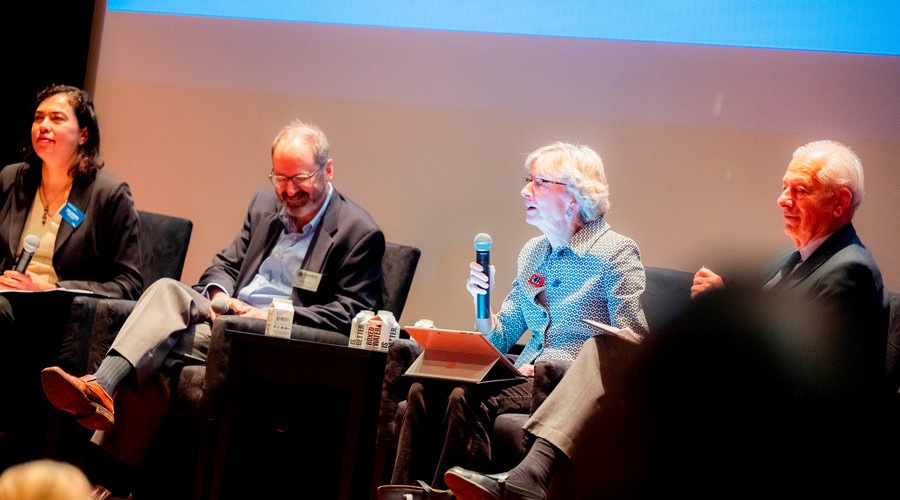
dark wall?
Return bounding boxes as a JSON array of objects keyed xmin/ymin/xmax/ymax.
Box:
[{"xmin": 1, "ymin": 1, "xmax": 96, "ymax": 166}]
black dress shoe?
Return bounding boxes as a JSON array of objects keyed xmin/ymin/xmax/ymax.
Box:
[{"xmin": 444, "ymin": 467, "xmax": 542, "ymax": 500}]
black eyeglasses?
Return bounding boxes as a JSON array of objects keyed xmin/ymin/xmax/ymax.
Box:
[
  {"xmin": 523, "ymin": 176, "xmax": 567, "ymax": 191},
  {"xmin": 269, "ymin": 166, "xmax": 323, "ymax": 188}
]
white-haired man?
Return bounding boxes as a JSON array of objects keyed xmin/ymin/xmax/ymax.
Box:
[
  {"xmin": 693, "ymin": 139, "xmax": 880, "ymax": 298},
  {"xmin": 690, "ymin": 139, "xmax": 886, "ymax": 381}
]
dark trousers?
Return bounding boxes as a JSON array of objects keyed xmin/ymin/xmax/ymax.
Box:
[
  {"xmin": 391, "ymin": 377, "xmax": 533, "ymax": 489},
  {"xmin": 0, "ymin": 292, "xmax": 80, "ymax": 468},
  {"xmin": 0, "ymin": 295, "xmax": 14, "ymax": 327}
]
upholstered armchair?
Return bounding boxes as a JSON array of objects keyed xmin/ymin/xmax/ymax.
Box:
[
  {"xmin": 38, "ymin": 211, "xmax": 192, "ymax": 465},
  {"xmin": 885, "ymin": 291, "xmax": 900, "ymax": 396},
  {"xmin": 62, "ymin": 210, "xmax": 193, "ymax": 375}
]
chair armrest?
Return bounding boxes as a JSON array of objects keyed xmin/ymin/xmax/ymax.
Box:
[
  {"xmin": 90, "ymin": 299, "xmax": 139, "ymax": 367},
  {"xmin": 61, "ymin": 296, "xmax": 102, "ymax": 375},
  {"xmin": 886, "ymin": 291, "xmax": 900, "ymax": 394},
  {"xmin": 62, "ymin": 296, "xmax": 138, "ymax": 375},
  {"xmin": 531, "ymin": 359, "xmax": 573, "ymax": 414},
  {"xmin": 376, "ymin": 337, "xmax": 423, "ymax": 447}
]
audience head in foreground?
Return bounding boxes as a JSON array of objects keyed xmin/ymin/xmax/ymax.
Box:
[{"xmin": 0, "ymin": 459, "xmax": 92, "ymax": 500}]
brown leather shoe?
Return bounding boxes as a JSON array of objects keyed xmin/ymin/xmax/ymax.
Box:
[
  {"xmin": 41, "ymin": 366, "xmax": 115, "ymax": 431},
  {"xmin": 90, "ymin": 485, "xmax": 132, "ymax": 500}
]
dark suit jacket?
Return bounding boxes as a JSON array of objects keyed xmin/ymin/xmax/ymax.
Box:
[
  {"xmin": 767, "ymin": 222, "xmax": 887, "ymax": 389},
  {"xmin": 0, "ymin": 162, "xmax": 143, "ymax": 299},
  {"xmin": 197, "ymin": 187, "xmax": 384, "ymax": 334}
]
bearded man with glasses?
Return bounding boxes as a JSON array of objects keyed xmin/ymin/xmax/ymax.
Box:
[{"xmin": 38, "ymin": 120, "xmax": 384, "ymax": 499}]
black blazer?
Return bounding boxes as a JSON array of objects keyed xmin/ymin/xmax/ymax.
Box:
[
  {"xmin": 771, "ymin": 223, "xmax": 884, "ymax": 302},
  {"xmin": 768, "ymin": 222, "xmax": 887, "ymax": 388},
  {"xmin": 197, "ymin": 187, "xmax": 384, "ymax": 333},
  {"xmin": 0, "ymin": 162, "xmax": 143, "ymax": 299}
]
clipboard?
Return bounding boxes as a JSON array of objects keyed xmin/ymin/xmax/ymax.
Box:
[{"xmin": 403, "ymin": 327, "xmax": 526, "ymax": 385}]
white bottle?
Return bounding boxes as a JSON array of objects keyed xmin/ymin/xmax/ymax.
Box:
[
  {"xmin": 349, "ymin": 310, "xmax": 374, "ymax": 349},
  {"xmin": 413, "ymin": 319, "xmax": 436, "ymax": 329},
  {"xmin": 377, "ymin": 310, "xmax": 400, "ymax": 351},
  {"xmin": 265, "ymin": 297, "xmax": 294, "ymax": 339}
]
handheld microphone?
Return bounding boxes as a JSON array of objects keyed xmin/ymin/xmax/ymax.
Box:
[
  {"xmin": 474, "ymin": 233, "xmax": 492, "ymax": 320},
  {"xmin": 14, "ymin": 235, "xmax": 40, "ymax": 273},
  {"xmin": 211, "ymin": 296, "xmax": 234, "ymax": 315}
]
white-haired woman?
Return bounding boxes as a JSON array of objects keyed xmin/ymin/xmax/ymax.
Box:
[{"xmin": 391, "ymin": 142, "xmax": 648, "ymax": 492}]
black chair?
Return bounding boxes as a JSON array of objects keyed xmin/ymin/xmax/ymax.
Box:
[
  {"xmin": 38, "ymin": 211, "xmax": 192, "ymax": 465},
  {"xmin": 885, "ymin": 291, "xmax": 900, "ymax": 395},
  {"xmin": 63, "ymin": 210, "xmax": 193, "ymax": 375},
  {"xmin": 135, "ymin": 210, "xmax": 195, "ymax": 286}
]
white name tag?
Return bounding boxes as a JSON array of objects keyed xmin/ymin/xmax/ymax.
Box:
[{"xmin": 293, "ymin": 269, "xmax": 323, "ymax": 292}]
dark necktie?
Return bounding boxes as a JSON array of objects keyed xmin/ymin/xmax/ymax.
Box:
[{"xmin": 771, "ymin": 251, "xmax": 802, "ymax": 289}]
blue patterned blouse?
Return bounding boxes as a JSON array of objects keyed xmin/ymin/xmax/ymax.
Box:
[{"xmin": 486, "ymin": 219, "xmax": 648, "ymax": 368}]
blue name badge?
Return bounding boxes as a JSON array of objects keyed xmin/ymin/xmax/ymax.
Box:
[{"xmin": 60, "ymin": 202, "xmax": 85, "ymax": 228}]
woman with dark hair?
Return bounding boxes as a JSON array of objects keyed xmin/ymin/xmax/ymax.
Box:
[
  {"xmin": 0, "ymin": 84, "xmax": 142, "ymax": 469},
  {"xmin": 0, "ymin": 84, "xmax": 142, "ymax": 330},
  {"xmin": 0, "ymin": 85, "xmax": 143, "ymax": 312}
]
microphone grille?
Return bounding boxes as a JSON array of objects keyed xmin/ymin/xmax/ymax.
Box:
[
  {"xmin": 473, "ymin": 233, "xmax": 492, "ymax": 251},
  {"xmin": 22, "ymin": 234, "xmax": 40, "ymax": 253},
  {"xmin": 210, "ymin": 296, "xmax": 231, "ymax": 314}
]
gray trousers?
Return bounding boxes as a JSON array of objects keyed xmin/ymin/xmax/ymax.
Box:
[
  {"xmin": 523, "ymin": 334, "xmax": 640, "ymax": 459},
  {"xmin": 91, "ymin": 278, "xmax": 213, "ymax": 466}
]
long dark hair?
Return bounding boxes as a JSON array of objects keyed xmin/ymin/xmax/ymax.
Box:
[{"xmin": 24, "ymin": 84, "xmax": 103, "ymax": 180}]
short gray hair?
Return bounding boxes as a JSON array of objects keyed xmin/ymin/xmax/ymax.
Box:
[
  {"xmin": 792, "ymin": 140, "xmax": 864, "ymax": 211},
  {"xmin": 271, "ymin": 120, "xmax": 330, "ymax": 167},
  {"xmin": 525, "ymin": 142, "xmax": 611, "ymax": 221}
]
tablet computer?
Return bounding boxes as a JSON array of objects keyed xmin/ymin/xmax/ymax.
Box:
[{"xmin": 403, "ymin": 327, "xmax": 525, "ymax": 385}]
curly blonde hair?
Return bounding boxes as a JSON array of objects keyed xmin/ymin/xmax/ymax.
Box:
[{"xmin": 525, "ymin": 142, "xmax": 610, "ymax": 221}]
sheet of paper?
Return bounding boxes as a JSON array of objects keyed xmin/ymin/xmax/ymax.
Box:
[
  {"xmin": 0, "ymin": 288, "xmax": 103, "ymax": 297},
  {"xmin": 581, "ymin": 319, "xmax": 642, "ymax": 344}
]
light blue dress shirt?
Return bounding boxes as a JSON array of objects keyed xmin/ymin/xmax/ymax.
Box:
[{"xmin": 233, "ymin": 183, "xmax": 334, "ymax": 309}]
